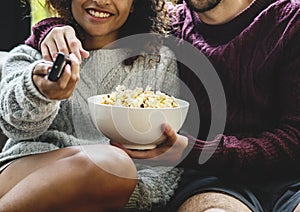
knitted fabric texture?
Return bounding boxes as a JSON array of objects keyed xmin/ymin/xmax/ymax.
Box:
[
  {"xmin": 0, "ymin": 44, "xmax": 182, "ymax": 210},
  {"xmin": 169, "ymin": 0, "xmax": 300, "ymax": 181}
]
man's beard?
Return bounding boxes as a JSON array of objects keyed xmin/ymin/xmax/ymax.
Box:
[{"xmin": 185, "ymin": 0, "xmax": 222, "ymax": 13}]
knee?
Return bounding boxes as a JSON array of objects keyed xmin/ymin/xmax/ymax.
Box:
[
  {"xmin": 79, "ymin": 144, "xmax": 137, "ymax": 179},
  {"xmin": 64, "ymin": 145, "xmax": 137, "ymax": 208},
  {"xmin": 72, "ymin": 143, "xmax": 137, "ymax": 183},
  {"xmin": 178, "ymin": 192, "xmax": 252, "ymax": 212},
  {"xmin": 294, "ymin": 202, "xmax": 300, "ymax": 212}
]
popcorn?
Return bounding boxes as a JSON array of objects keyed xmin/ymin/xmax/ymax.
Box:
[{"xmin": 99, "ymin": 85, "xmax": 179, "ymax": 108}]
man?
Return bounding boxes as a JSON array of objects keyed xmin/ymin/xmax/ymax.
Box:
[{"xmin": 24, "ymin": 0, "xmax": 300, "ymax": 211}]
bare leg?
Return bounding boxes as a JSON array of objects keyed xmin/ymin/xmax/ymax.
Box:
[
  {"xmin": 178, "ymin": 192, "xmax": 252, "ymax": 212},
  {"xmin": 294, "ymin": 203, "xmax": 300, "ymax": 212},
  {"xmin": 0, "ymin": 144, "xmax": 137, "ymax": 212}
]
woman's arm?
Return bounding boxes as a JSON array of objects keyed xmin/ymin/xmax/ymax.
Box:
[
  {"xmin": 0, "ymin": 45, "xmax": 60, "ymax": 140},
  {"xmin": 0, "ymin": 45, "xmax": 81, "ymax": 140}
]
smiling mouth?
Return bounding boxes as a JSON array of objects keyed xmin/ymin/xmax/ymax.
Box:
[{"xmin": 87, "ymin": 9, "xmax": 111, "ymax": 18}]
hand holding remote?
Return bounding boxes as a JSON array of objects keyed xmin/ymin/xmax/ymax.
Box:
[
  {"xmin": 32, "ymin": 53, "xmax": 80, "ymax": 100},
  {"xmin": 48, "ymin": 52, "xmax": 71, "ymax": 81}
]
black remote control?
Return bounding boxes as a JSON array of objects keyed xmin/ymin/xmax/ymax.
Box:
[{"xmin": 48, "ymin": 52, "xmax": 71, "ymax": 81}]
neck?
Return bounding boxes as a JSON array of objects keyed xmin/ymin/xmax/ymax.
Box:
[
  {"xmin": 198, "ymin": 0, "xmax": 254, "ymax": 25},
  {"xmin": 83, "ymin": 34, "xmax": 118, "ymax": 50}
]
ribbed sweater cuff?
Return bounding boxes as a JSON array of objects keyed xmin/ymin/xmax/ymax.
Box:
[
  {"xmin": 24, "ymin": 60, "xmax": 59, "ymax": 103},
  {"xmin": 125, "ymin": 186, "xmax": 142, "ymax": 209},
  {"xmin": 178, "ymin": 133, "xmax": 225, "ymax": 169}
]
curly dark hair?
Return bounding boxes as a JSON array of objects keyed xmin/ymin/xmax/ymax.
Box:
[
  {"xmin": 44, "ymin": 0, "xmax": 170, "ymax": 64},
  {"xmin": 45, "ymin": 0, "xmax": 170, "ymax": 38}
]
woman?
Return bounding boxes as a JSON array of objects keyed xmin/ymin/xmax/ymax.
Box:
[{"xmin": 0, "ymin": 0, "xmax": 187, "ymax": 211}]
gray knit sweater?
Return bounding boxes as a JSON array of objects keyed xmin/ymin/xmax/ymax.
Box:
[{"xmin": 0, "ymin": 44, "xmax": 183, "ymax": 210}]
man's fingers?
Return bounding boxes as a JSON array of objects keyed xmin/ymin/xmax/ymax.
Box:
[
  {"xmin": 55, "ymin": 36, "xmax": 70, "ymax": 56},
  {"xmin": 41, "ymin": 42, "xmax": 55, "ymax": 62},
  {"xmin": 40, "ymin": 26, "xmax": 89, "ymax": 63},
  {"xmin": 43, "ymin": 38, "xmax": 59, "ymax": 62},
  {"xmin": 125, "ymin": 149, "xmax": 157, "ymax": 159},
  {"xmin": 64, "ymin": 26, "xmax": 90, "ymax": 62},
  {"xmin": 80, "ymin": 48, "xmax": 90, "ymax": 59},
  {"xmin": 64, "ymin": 33, "xmax": 80, "ymax": 60},
  {"xmin": 163, "ymin": 124, "xmax": 177, "ymax": 144}
]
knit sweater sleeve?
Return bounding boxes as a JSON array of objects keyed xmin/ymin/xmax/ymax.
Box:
[
  {"xmin": 0, "ymin": 45, "xmax": 60, "ymax": 140},
  {"xmin": 25, "ymin": 17, "xmax": 67, "ymax": 51},
  {"xmin": 126, "ymin": 166, "xmax": 183, "ymax": 210}
]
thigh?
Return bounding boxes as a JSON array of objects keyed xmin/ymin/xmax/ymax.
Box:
[
  {"xmin": 0, "ymin": 144, "xmax": 137, "ymax": 211},
  {"xmin": 295, "ymin": 204, "xmax": 300, "ymax": 212},
  {"xmin": 178, "ymin": 191, "xmax": 252, "ymax": 212},
  {"xmin": 0, "ymin": 144, "xmax": 137, "ymax": 197},
  {"xmin": 165, "ymin": 169, "xmax": 264, "ymax": 212},
  {"xmin": 0, "ymin": 146, "xmax": 81, "ymax": 197}
]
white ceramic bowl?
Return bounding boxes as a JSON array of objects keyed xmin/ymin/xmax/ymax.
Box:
[{"xmin": 88, "ymin": 95, "xmax": 189, "ymax": 150}]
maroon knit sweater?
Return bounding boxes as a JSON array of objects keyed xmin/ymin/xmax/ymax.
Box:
[{"xmin": 25, "ymin": 0, "xmax": 300, "ymax": 182}]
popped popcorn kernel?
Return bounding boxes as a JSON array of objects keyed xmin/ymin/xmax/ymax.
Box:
[{"xmin": 99, "ymin": 85, "xmax": 179, "ymax": 108}]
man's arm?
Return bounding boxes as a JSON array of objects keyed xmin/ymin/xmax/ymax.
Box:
[
  {"xmin": 25, "ymin": 18, "xmax": 66, "ymax": 53},
  {"xmin": 179, "ymin": 53, "xmax": 300, "ymax": 182},
  {"xmin": 25, "ymin": 17, "xmax": 89, "ymax": 62}
]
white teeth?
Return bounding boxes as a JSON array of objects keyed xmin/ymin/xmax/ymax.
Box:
[{"xmin": 88, "ymin": 9, "xmax": 110, "ymax": 18}]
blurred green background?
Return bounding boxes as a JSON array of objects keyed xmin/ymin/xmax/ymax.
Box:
[{"xmin": 31, "ymin": 0, "xmax": 49, "ymax": 26}]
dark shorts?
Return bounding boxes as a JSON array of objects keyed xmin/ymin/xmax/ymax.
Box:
[
  {"xmin": 0, "ymin": 160, "xmax": 16, "ymax": 173},
  {"xmin": 160, "ymin": 169, "xmax": 300, "ymax": 212}
]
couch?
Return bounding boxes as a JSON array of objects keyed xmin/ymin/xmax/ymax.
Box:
[{"xmin": 0, "ymin": 51, "xmax": 9, "ymax": 150}]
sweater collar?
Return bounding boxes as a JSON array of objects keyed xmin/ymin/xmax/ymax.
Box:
[{"xmin": 186, "ymin": 0, "xmax": 276, "ymax": 45}]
